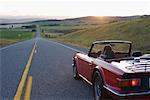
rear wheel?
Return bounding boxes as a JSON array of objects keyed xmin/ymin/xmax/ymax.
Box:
[
  {"xmin": 93, "ymin": 71, "xmax": 104, "ymax": 100},
  {"xmin": 73, "ymin": 63, "xmax": 80, "ymax": 79}
]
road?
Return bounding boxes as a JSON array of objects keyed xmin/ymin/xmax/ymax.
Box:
[{"xmin": 0, "ymin": 25, "xmax": 93, "ymax": 100}]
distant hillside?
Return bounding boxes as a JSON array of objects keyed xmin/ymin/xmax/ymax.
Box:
[
  {"xmin": 0, "ymin": 15, "xmax": 145, "ymax": 25},
  {"xmin": 30, "ymin": 16, "xmax": 142, "ymax": 26},
  {"xmin": 58, "ymin": 17, "xmax": 150, "ymax": 53},
  {"xmin": 0, "ymin": 18, "xmax": 45, "ymax": 24},
  {"xmin": 37, "ymin": 16, "xmax": 143, "ymax": 35},
  {"xmin": 66, "ymin": 16, "xmax": 138, "ymax": 22}
]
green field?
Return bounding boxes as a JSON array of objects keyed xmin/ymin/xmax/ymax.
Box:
[
  {"xmin": 38, "ymin": 16, "xmax": 131, "ymax": 35},
  {"xmin": 0, "ymin": 28, "xmax": 35, "ymax": 46},
  {"xmin": 57, "ymin": 17, "xmax": 150, "ymax": 53},
  {"xmin": 41, "ymin": 25, "xmax": 96, "ymax": 34}
]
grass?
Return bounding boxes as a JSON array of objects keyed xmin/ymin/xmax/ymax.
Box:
[
  {"xmin": 41, "ymin": 24, "xmax": 98, "ymax": 34},
  {"xmin": 57, "ymin": 17, "xmax": 150, "ymax": 53},
  {"xmin": 0, "ymin": 28, "xmax": 35, "ymax": 46},
  {"xmin": 0, "ymin": 39, "xmax": 19, "ymax": 46}
]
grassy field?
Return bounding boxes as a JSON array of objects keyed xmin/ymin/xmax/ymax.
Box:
[
  {"xmin": 0, "ymin": 28, "xmax": 35, "ymax": 46},
  {"xmin": 41, "ymin": 24, "xmax": 98, "ymax": 34},
  {"xmin": 39, "ymin": 16, "xmax": 134, "ymax": 35},
  {"xmin": 57, "ymin": 17, "xmax": 150, "ymax": 53}
]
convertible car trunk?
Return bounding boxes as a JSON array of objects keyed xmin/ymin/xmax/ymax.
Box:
[
  {"xmin": 122, "ymin": 72, "xmax": 150, "ymax": 93},
  {"xmin": 111, "ymin": 57, "xmax": 150, "ymax": 93}
]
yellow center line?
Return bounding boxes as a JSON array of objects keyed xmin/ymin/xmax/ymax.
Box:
[
  {"xmin": 14, "ymin": 42, "xmax": 36, "ymax": 100},
  {"xmin": 24, "ymin": 76, "xmax": 32, "ymax": 100}
]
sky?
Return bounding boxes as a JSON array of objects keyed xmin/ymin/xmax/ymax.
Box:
[{"xmin": 0, "ymin": 0, "xmax": 150, "ymax": 19}]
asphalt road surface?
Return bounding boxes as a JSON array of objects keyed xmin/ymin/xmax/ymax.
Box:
[
  {"xmin": 0, "ymin": 26, "xmax": 93, "ymax": 100},
  {"xmin": 0, "ymin": 39, "xmax": 35, "ymax": 99}
]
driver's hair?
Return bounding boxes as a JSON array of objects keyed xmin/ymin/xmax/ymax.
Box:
[{"xmin": 103, "ymin": 46, "xmax": 112, "ymax": 53}]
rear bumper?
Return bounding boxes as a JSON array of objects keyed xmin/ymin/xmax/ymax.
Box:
[{"xmin": 104, "ymin": 86, "xmax": 150, "ymax": 98}]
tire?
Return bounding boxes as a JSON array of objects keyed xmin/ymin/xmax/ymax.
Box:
[
  {"xmin": 93, "ymin": 71, "xmax": 105, "ymax": 100},
  {"xmin": 73, "ymin": 63, "xmax": 80, "ymax": 79}
]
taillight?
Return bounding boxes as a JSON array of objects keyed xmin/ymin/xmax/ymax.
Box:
[
  {"xmin": 117, "ymin": 78, "xmax": 141, "ymax": 87},
  {"xmin": 131, "ymin": 79, "xmax": 139, "ymax": 86}
]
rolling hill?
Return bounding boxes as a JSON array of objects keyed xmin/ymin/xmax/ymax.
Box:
[
  {"xmin": 30, "ymin": 16, "xmax": 141, "ymax": 26},
  {"xmin": 37, "ymin": 16, "xmax": 143, "ymax": 35},
  {"xmin": 57, "ymin": 16, "xmax": 150, "ymax": 53}
]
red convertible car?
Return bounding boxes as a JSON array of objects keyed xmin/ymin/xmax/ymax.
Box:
[{"xmin": 72, "ymin": 40, "xmax": 150, "ymax": 100}]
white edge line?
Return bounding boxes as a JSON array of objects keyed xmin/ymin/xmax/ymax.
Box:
[
  {"xmin": 0, "ymin": 37, "xmax": 82, "ymax": 53},
  {"xmin": 0, "ymin": 39, "xmax": 34, "ymax": 51},
  {"xmin": 48, "ymin": 40, "xmax": 85, "ymax": 53}
]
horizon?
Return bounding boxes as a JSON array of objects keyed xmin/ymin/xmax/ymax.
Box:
[
  {"xmin": 0, "ymin": 14, "xmax": 149, "ymax": 20},
  {"xmin": 1, "ymin": 14, "xmax": 149, "ymax": 24},
  {"xmin": 0, "ymin": 0, "xmax": 150, "ymax": 19}
]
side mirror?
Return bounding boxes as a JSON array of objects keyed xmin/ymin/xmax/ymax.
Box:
[{"xmin": 132, "ymin": 51, "xmax": 142, "ymax": 57}]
